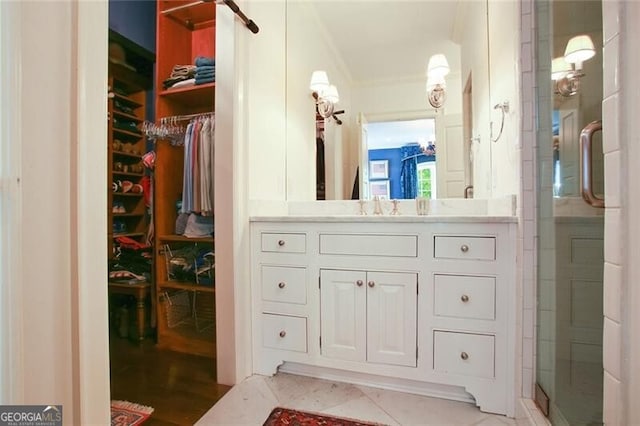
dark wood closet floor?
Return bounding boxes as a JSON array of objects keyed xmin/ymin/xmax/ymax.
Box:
[{"xmin": 109, "ymin": 333, "xmax": 231, "ymax": 425}]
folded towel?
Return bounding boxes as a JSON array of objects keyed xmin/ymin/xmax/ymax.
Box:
[
  {"xmin": 195, "ymin": 65, "xmax": 215, "ymax": 73},
  {"xmin": 168, "ymin": 78, "xmax": 196, "ymax": 89},
  {"xmin": 194, "ymin": 56, "xmax": 215, "ymax": 67},
  {"xmin": 195, "ymin": 76, "xmax": 215, "ymax": 85},
  {"xmin": 195, "ymin": 70, "xmax": 215, "ymax": 79},
  {"xmin": 170, "ymin": 65, "xmax": 197, "ymax": 78},
  {"xmin": 163, "ymin": 75, "xmax": 191, "ymax": 89}
]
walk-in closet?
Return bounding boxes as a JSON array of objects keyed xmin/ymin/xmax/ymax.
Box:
[{"xmin": 106, "ymin": 2, "xmax": 227, "ymax": 423}]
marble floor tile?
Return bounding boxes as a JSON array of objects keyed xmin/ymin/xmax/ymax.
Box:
[
  {"xmin": 265, "ymin": 372, "xmax": 366, "ymax": 412},
  {"xmin": 322, "ymin": 395, "xmax": 401, "ymax": 425},
  {"xmin": 196, "ymin": 373, "xmax": 530, "ymax": 426},
  {"xmin": 357, "ymin": 384, "xmax": 492, "ymax": 425},
  {"xmin": 195, "ymin": 375, "xmax": 277, "ymax": 425}
]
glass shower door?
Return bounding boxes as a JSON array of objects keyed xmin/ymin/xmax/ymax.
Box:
[{"xmin": 535, "ymin": 1, "xmax": 604, "ymax": 425}]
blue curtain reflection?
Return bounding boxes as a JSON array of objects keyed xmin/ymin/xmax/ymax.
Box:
[{"xmin": 400, "ymin": 143, "xmax": 423, "ymax": 199}]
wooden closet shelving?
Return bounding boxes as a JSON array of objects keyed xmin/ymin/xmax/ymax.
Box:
[
  {"xmin": 154, "ymin": 0, "xmax": 216, "ymax": 358},
  {"xmin": 108, "ymin": 71, "xmax": 149, "ymax": 252}
]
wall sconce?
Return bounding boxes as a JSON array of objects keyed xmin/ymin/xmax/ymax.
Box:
[
  {"xmin": 552, "ymin": 34, "xmax": 596, "ymax": 97},
  {"xmin": 310, "ymin": 70, "xmax": 340, "ymax": 118},
  {"xmin": 426, "ymin": 54, "xmax": 450, "ymax": 109}
]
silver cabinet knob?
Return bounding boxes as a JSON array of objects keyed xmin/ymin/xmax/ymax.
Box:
[
  {"xmin": 368, "ymin": 281, "xmax": 375, "ymax": 288},
  {"xmin": 460, "ymin": 352, "xmax": 469, "ymax": 360},
  {"xmin": 278, "ymin": 282, "xmax": 286, "ymax": 289},
  {"xmin": 356, "ymin": 280, "xmax": 364, "ymax": 287},
  {"xmin": 279, "ymin": 330, "xmax": 286, "ymax": 338},
  {"xmin": 461, "ymin": 294, "xmax": 469, "ymax": 303},
  {"xmin": 278, "ymin": 239, "xmax": 285, "ymax": 246},
  {"xmin": 460, "ymin": 244, "xmax": 469, "ymax": 253}
]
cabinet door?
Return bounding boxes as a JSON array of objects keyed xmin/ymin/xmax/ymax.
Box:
[
  {"xmin": 320, "ymin": 269, "xmax": 366, "ymax": 362},
  {"xmin": 366, "ymin": 271, "xmax": 417, "ymax": 367}
]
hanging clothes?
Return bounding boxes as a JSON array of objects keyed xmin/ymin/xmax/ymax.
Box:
[{"xmin": 180, "ymin": 115, "xmax": 215, "ymax": 216}]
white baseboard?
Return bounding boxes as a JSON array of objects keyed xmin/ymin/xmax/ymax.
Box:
[{"xmin": 279, "ymin": 361, "xmax": 476, "ymax": 405}]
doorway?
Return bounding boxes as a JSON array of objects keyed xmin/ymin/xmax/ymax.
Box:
[
  {"xmin": 364, "ymin": 118, "xmax": 436, "ymax": 200},
  {"xmin": 534, "ymin": 1, "xmax": 604, "ymax": 424}
]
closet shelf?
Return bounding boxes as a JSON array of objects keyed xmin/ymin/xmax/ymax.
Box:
[
  {"xmin": 113, "ymin": 232, "xmax": 146, "ymax": 239},
  {"xmin": 161, "ymin": 0, "xmax": 216, "ymax": 30},
  {"xmin": 112, "ymin": 150, "xmax": 143, "ymax": 159},
  {"xmin": 113, "ymin": 110, "xmax": 143, "ymax": 123},
  {"xmin": 113, "ymin": 128, "xmax": 144, "ymax": 140},
  {"xmin": 158, "ymin": 234, "xmax": 213, "ymax": 244},
  {"xmin": 158, "ymin": 280, "xmax": 215, "ymax": 293},
  {"xmin": 112, "ymin": 171, "xmax": 145, "ymax": 177},
  {"xmin": 113, "ymin": 192, "xmax": 144, "ymax": 198},
  {"xmin": 159, "ymin": 83, "xmax": 215, "ymax": 108},
  {"xmin": 114, "ymin": 212, "xmax": 146, "ymax": 218},
  {"xmin": 111, "ymin": 92, "xmax": 143, "ymax": 108}
]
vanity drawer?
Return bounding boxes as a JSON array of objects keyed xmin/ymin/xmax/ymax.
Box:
[
  {"xmin": 434, "ymin": 236, "xmax": 496, "ymax": 261},
  {"xmin": 262, "ymin": 313, "xmax": 307, "ymax": 353},
  {"xmin": 261, "ymin": 232, "xmax": 306, "ymax": 254},
  {"xmin": 319, "ymin": 233, "xmax": 418, "ymax": 257},
  {"xmin": 434, "ymin": 331, "xmax": 494, "ymax": 378},
  {"xmin": 434, "ymin": 275, "xmax": 495, "ymax": 320},
  {"xmin": 261, "ymin": 265, "xmax": 307, "ymax": 305}
]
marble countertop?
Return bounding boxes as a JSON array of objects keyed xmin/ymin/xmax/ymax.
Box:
[{"xmin": 250, "ymin": 215, "xmax": 517, "ymax": 223}]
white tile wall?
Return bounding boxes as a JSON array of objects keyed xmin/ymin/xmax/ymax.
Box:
[
  {"xmin": 603, "ymin": 0, "xmax": 620, "ymax": 44},
  {"xmin": 603, "ymin": 262, "xmax": 622, "ymax": 322},
  {"xmin": 604, "ymin": 208, "xmax": 622, "ymax": 265},
  {"xmin": 603, "ymin": 318, "xmax": 622, "ymax": 379},
  {"xmin": 602, "ymin": 94, "xmax": 620, "ymax": 153},
  {"xmin": 604, "ymin": 151, "xmax": 621, "ymax": 207},
  {"xmin": 603, "ymin": 372, "xmax": 621, "ymax": 425},
  {"xmin": 603, "ymin": 35, "xmax": 620, "ymax": 98},
  {"xmin": 519, "ymin": 0, "xmax": 536, "ymax": 401},
  {"xmin": 602, "ymin": 1, "xmax": 623, "ymax": 424}
]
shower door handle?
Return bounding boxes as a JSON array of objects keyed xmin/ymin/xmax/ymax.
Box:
[{"xmin": 579, "ymin": 120, "xmax": 604, "ymax": 208}]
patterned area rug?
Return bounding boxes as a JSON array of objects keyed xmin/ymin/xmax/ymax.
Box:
[
  {"xmin": 263, "ymin": 407, "xmax": 383, "ymax": 426},
  {"xmin": 111, "ymin": 400, "xmax": 154, "ymax": 426}
]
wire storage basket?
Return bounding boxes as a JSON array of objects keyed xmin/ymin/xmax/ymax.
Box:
[
  {"xmin": 193, "ymin": 291, "xmax": 215, "ymax": 332},
  {"xmin": 162, "ymin": 290, "xmax": 192, "ymax": 328}
]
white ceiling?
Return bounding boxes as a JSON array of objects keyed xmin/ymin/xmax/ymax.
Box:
[
  {"xmin": 309, "ymin": 0, "xmax": 462, "ymax": 83},
  {"xmin": 367, "ymin": 118, "xmax": 436, "ymax": 150}
]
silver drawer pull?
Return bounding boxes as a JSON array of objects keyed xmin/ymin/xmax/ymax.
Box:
[
  {"xmin": 368, "ymin": 281, "xmax": 375, "ymax": 288},
  {"xmin": 278, "ymin": 239, "xmax": 285, "ymax": 246},
  {"xmin": 356, "ymin": 280, "xmax": 364, "ymax": 287},
  {"xmin": 460, "ymin": 352, "xmax": 469, "ymax": 360},
  {"xmin": 279, "ymin": 330, "xmax": 286, "ymax": 338},
  {"xmin": 278, "ymin": 282, "xmax": 286, "ymax": 289},
  {"xmin": 461, "ymin": 294, "xmax": 469, "ymax": 303},
  {"xmin": 460, "ymin": 244, "xmax": 469, "ymax": 253}
]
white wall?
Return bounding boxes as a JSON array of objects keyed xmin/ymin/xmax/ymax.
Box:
[
  {"xmin": 488, "ymin": 0, "xmax": 521, "ymax": 199},
  {"xmin": 0, "ymin": 0, "xmax": 110, "ymax": 422},
  {"xmin": 246, "ymin": 1, "xmax": 287, "ymax": 202}
]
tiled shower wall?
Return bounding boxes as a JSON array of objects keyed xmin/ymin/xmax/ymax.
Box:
[
  {"xmin": 601, "ymin": 2, "xmax": 622, "ymax": 424},
  {"xmin": 519, "ymin": 0, "xmax": 536, "ymax": 400},
  {"xmin": 523, "ymin": 0, "xmax": 638, "ymax": 424}
]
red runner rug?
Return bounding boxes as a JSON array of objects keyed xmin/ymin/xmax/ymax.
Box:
[
  {"xmin": 263, "ymin": 407, "xmax": 383, "ymax": 426},
  {"xmin": 111, "ymin": 400, "xmax": 154, "ymax": 426}
]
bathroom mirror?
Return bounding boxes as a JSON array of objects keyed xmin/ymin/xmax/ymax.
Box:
[{"xmin": 285, "ymin": 0, "xmax": 495, "ymax": 201}]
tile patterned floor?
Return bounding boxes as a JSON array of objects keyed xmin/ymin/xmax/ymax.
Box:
[{"xmin": 196, "ymin": 373, "xmax": 533, "ymax": 425}]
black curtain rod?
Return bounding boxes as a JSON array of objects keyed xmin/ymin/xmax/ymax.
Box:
[{"xmin": 214, "ymin": 0, "xmax": 259, "ymax": 34}]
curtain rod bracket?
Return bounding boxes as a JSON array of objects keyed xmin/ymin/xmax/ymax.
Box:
[{"xmin": 215, "ymin": 0, "xmax": 260, "ymax": 34}]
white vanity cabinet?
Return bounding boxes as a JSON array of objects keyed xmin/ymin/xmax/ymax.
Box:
[
  {"xmin": 250, "ymin": 218, "xmax": 517, "ymax": 416},
  {"xmin": 320, "ymin": 269, "xmax": 417, "ymax": 367}
]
